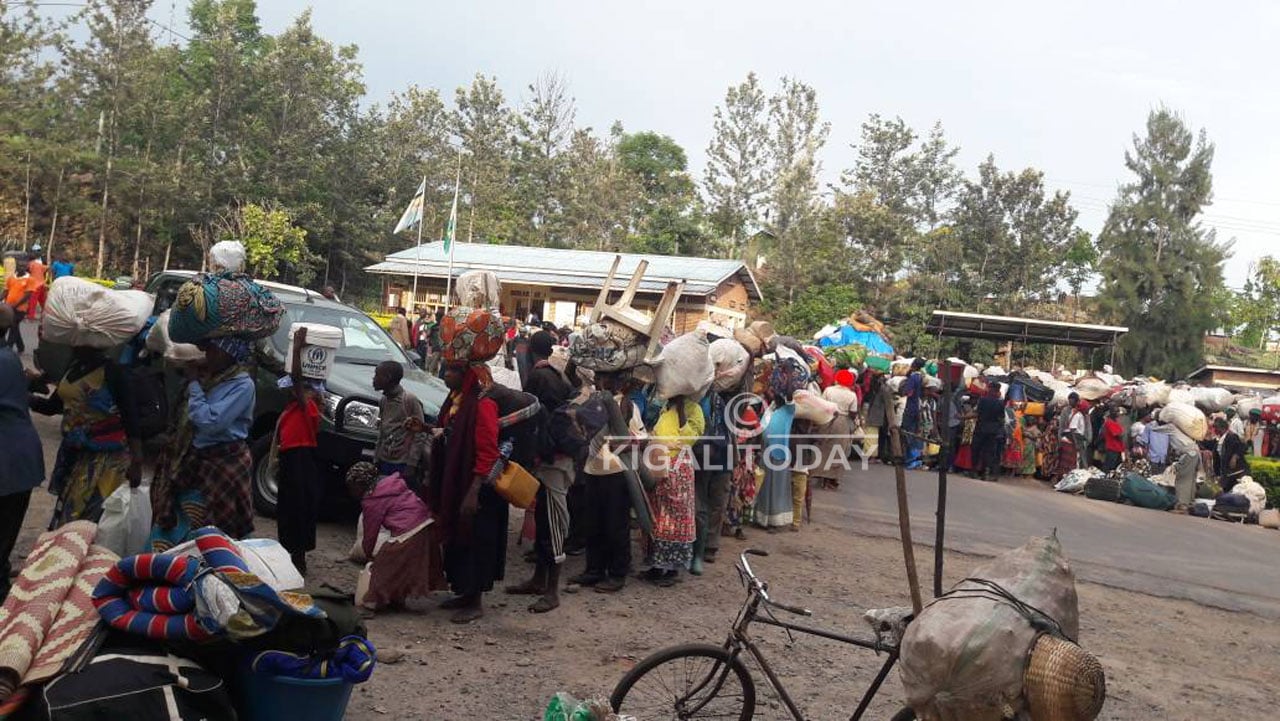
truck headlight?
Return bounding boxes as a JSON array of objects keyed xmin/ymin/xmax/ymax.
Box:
[{"xmin": 322, "ymin": 392, "xmax": 380, "ymax": 430}]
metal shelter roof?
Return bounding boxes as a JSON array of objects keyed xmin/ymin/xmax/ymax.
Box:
[
  {"xmin": 366, "ymin": 241, "xmax": 762, "ymax": 301},
  {"xmin": 925, "ymin": 311, "xmax": 1128, "ymax": 348}
]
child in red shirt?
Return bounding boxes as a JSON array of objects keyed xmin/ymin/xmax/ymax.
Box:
[{"xmin": 277, "ymin": 327, "xmax": 323, "ymax": 574}]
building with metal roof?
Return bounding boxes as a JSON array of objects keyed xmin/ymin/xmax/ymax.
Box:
[
  {"xmin": 366, "ymin": 241, "xmax": 762, "ymax": 330},
  {"xmin": 1186, "ymin": 364, "xmax": 1280, "ymax": 392}
]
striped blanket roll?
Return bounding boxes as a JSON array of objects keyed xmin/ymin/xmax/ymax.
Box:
[{"xmin": 92, "ymin": 553, "xmax": 212, "ymax": 641}]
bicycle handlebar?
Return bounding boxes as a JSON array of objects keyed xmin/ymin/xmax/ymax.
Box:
[{"xmin": 738, "ymin": 550, "xmax": 813, "ymax": 617}]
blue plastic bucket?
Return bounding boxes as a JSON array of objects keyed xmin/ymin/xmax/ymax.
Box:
[{"xmin": 237, "ymin": 667, "xmax": 354, "ymax": 721}]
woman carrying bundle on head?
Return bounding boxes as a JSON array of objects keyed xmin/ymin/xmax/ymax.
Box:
[
  {"xmin": 429, "ymin": 305, "xmax": 509, "ymax": 623},
  {"xmin": 149, "ymin": 336, "xmax": 257, "ymax": 550}
]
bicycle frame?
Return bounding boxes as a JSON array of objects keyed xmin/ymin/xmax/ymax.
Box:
[{"xmin": 721, "ymin": 580, "xmax": 901, "ymax": 721}]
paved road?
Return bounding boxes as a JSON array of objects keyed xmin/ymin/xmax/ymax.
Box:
[{"xmin": 825, "ymin": 463, "xmax": 1280, "ymax": 618}]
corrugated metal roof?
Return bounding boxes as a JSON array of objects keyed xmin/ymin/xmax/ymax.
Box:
[{"xmin": 367, "ymin": 241, "xmax": 761, "ymax": 300}]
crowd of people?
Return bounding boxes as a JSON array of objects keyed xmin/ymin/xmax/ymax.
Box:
[{"xmin": 5, "ymin": 250, "xmax": 1272, "ymax": 627}]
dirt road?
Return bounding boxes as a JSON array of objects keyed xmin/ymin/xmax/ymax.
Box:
[{"xmin": 13, "ymin": 404, "xmax": 1279, "ymax": 719}]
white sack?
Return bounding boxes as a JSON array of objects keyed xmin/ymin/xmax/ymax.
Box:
[
  {"xmin": 792, "ymin": 388, "xmax": 837, "ymax": 425},
  {"xmin": 43, "ymin": 277, "xmax": 153, "ymax": 349},
  {"xmin": 146, "ymin": 309, "xmax": 204, "ymax": 365},
  {"xmin": 208, "ymin": 240, "xmax": 246, "ymax": 273},
  {"xmin": 708, "ymin": 338, "xmax": 751, "ymax": 392},
  {"xmin": 455, "ymin": 270, "xmax": 502, "ymax": 310},
  {"xmin": 1167, "ymin": 385, "xmax": 1195, "ymax": 407},
  {"xmin": 1190, "ymin": 386, "xmax": 1235, "ymax": 413},
  {"xmin": 653, "ymin": 333, "xmax": 714, "ymax": 401},
  {"xmin": 1160, "ymin": 402, "xmax": 1208, "ymax": 442},
  {"xmin": 97, "ymin": 485, "xmax": 151, "ymax": 558}
]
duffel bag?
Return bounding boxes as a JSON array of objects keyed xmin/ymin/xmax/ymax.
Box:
[
  {"xmin": 1190, "ymin": 500, "xmax": 1213, "ymax": 518},
  {"xmin": 1084, "ymin": 476, "xmax": 1123, "ymax": 502},
  {"xmin": 168, "ymin": 271, "xmax": 283, "ymax": 344},
  {"xmin": 1212, "ymin": 493, "xmax": 1251, "ymax": 521},
  {"xmin": 1121, "ymin": 473, "xmax": 1176, "ymax": 511}
]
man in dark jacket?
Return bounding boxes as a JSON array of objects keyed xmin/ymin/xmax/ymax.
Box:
[
  {"xmin": 971, "ymin": 385, "xmax": 1006, "ymax": 481},
  {"xmin": 1214, "ymin": 417, "xmax": 1249, "ymax": 493},
  {"xmin": 0, "ymin": 305, "xmax": 45, "ymax": 601},
  {"xmin": 505, "ymin": 330, "xmax": 576, "ymax": 612}
]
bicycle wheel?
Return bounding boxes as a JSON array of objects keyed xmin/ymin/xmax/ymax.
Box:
[{"xmin": 610, "ymin": 643, "xmax": 756, "ymax": 721}]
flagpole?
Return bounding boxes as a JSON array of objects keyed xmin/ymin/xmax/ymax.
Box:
[
  {"xmin": 444, "ymin": 150, "xmax": 462, "ymax": 315},
  {"xmin": 410, "ymin": 173, "xmax": 426, "ymax": 311}
]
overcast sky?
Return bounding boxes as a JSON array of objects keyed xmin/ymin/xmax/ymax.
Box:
[{"xmin": 166, "ymin": 0, "xmax": 1280, "ymax": 286}]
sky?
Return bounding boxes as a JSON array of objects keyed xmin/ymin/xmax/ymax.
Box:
[{"xmin": 144, "ymin": 1, "xmax": 1280, "ymax": 287}]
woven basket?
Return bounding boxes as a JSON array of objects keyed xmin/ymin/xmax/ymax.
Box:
[{"xmin": 1024, "ymin": 635, "xmax": 1105, "ymax": 721}]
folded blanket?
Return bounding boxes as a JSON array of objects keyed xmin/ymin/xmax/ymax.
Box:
[
  {"xmin": 93, "ymin": 526, "xmax": 323, "ymax": 642},
  {"xmin": 92, "ymin": 553, "xmax": 211, "ymax": 641},
  {"xmin": 250, "ymin": 635, "xmax": 377, "ymax": 683},
  {"xmin": 0, "ymin": 521, "xmax": 119, "ymax": 702}
]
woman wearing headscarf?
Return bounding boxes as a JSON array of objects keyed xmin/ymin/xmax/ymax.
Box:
[
  {"xmin": 812, "ymin": 369, "xmax": 859, "ymax": 490},
  {"xmin": 29, "ymin": 335, "xmax": 143, "ymax": 527},
  {"xmin": 430, "ymin": 361, "xmax": 503, "ymax": 623},
  {"xmin": 755, "ymin": 358, "xmax": 809, "ymax": 531},
  {"xmin": 642, "ymin": 393, "xmax": 703, "ymax": 586},
  {"xmin": 149, "ymin": 336, "xmax": 256, "ymax": 550}
]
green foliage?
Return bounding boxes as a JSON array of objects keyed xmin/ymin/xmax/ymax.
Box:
[
  {"xmin": 1097, "ymin": 108, "xmax": 1230, "ymax": 378},
  {"xmin": 232, "ymin": 203, "xmax": 309, "ymax": 281},
  {"xmin": 770, "ymin": 282, "xmax": 860, "ymax": 338},
  {"xmin": 1248, "ymin": 457, "xmax": 1280, "ymax": 508},
  {"xmin": 1228, "ymin": 256, "xmax": 1280, "ymax": 351}
]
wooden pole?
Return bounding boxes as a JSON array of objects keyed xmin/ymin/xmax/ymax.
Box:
[{"xmin": 888, "ymin": 417, "xmax": 923, "ymax": 614}]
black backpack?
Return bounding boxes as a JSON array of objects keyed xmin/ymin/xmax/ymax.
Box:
[{"xmin": 541, "ymin": 392, "xmax": 610, "ymax": 461}]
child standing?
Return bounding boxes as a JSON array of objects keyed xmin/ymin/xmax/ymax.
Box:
[
  {"xmin": 372, "ymin": 360, "xmax": 428, "ymax": 480},
  {"xmin": 277, "ymin": 327, "xmax": 322, "ymax": 575}
]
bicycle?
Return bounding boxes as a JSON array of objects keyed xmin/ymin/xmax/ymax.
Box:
[{"xmin": 610, "ymin": 549, "xmax": 916, "ymax": 721}]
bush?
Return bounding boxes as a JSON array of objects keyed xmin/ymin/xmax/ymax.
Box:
[
  {"xmin": 366, "ymin": 312, "xmax": 393, "ymax": 330},
  {"xmin": 1249, "ymin": 457, "xmax": 1280, "ymax": 508}
]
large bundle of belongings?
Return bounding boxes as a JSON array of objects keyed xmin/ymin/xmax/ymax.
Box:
[
  {"xmin": 812, "ymin": 309, "xmax": 895, "ymax": 371},
  {"xmin": 42, "ymin": 277, "xmax": 154, "ymax": 349},
  {"xmin": 898, "ymin": 534, "xmax": 1105, "ymax": 721},
  {"xmin": 167, "ymin": 241, "xmax": 284, "ymax": 345},
  {"xmin": 0, "ymin": 522, "xmax": 375, "ymax": 721}
]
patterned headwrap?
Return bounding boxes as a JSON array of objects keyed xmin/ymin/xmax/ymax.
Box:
[
  {"xmin": 770, "ymin": 357, "xmax": 810, "ymax": 404},
  {"xmin": 206, "ymin": 336, "xmax": 252, "ymax": 364}
]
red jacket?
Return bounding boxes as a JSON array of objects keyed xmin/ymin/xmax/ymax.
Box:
[{"xmin": 1102, "ymin": 419, "xmax": 1125, "ymax": 453}]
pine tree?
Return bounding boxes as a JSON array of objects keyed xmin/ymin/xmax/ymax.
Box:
[
  {"xmin": 703, "ymin": 72, "xmax": 769, "ymax": 255},
  {"xmin": 1097, "ymin": 108, "xmax": 1229, "ymax": 377}
]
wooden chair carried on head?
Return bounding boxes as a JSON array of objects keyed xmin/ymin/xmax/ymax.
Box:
[{"xmin": 587, "ymin": 256, "xmax": 684, "ymax": 364}]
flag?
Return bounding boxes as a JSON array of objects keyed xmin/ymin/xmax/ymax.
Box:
[
  {"xmin": 443, "ymin": 182, "xmax": 459, "ymax": 254},
  {"xmin": 392, "ymin": 179, "xmax": 426, "ymax": 234}
]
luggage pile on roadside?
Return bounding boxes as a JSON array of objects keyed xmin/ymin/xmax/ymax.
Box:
[{"xmin": 0, "ymin": 521, "xmax": 376, "ymax": 721}]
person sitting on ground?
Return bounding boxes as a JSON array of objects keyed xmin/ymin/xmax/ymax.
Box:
[{"xmin": 372, "ymin": 360, "xmax": 428, "ymax": 479}]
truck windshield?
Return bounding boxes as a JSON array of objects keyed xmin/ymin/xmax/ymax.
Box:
[{"xmin": 270, "ymin": 305, "xmax": 408, "ymax": 365}]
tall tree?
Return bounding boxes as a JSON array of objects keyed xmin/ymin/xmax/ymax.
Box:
[
  {"xmin": 947, "ymin": 156, "xmax": 1080, "ymax": 310},
  {"xmin": 616, "ymin": 130, "xmax": 705, "ymax": 255},
  {"xmin": 765, "ymin": 77, "xmax": 829, "ymax": 303},
  {"xmin": 1097, "ymin": 108, "xmax": 1229, "ymax": 377},
  {"xmin": 559, "ymin": 126, "xmax": 639, "ymax": 252},
  {"xmin": 512, "ymin": 72, "xmax": 576, "ymax": 247},
  {"xmin": 453, "ymin": 74, "xmax": 517, "ymax": 244},
  {"xmin": 703, "ymin": 72, "xmax": 770, "ymax": 254}
]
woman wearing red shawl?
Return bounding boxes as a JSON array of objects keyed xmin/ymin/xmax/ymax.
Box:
[{"xmin": 430, "ymin": 362, "xmax": 504, "ymax": 623}]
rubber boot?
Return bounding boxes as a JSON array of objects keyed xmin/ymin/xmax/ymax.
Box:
[
  {"xmin": 505, "ymin": 562, "xmax": 547, "ymax": 595},
  {"xmin": 530, "ymin": 564, "xmax": 561, "ymax": 613},
  {"xmin": 689, "ymin": 531, "xmax": 705, "ymax": 576}
]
